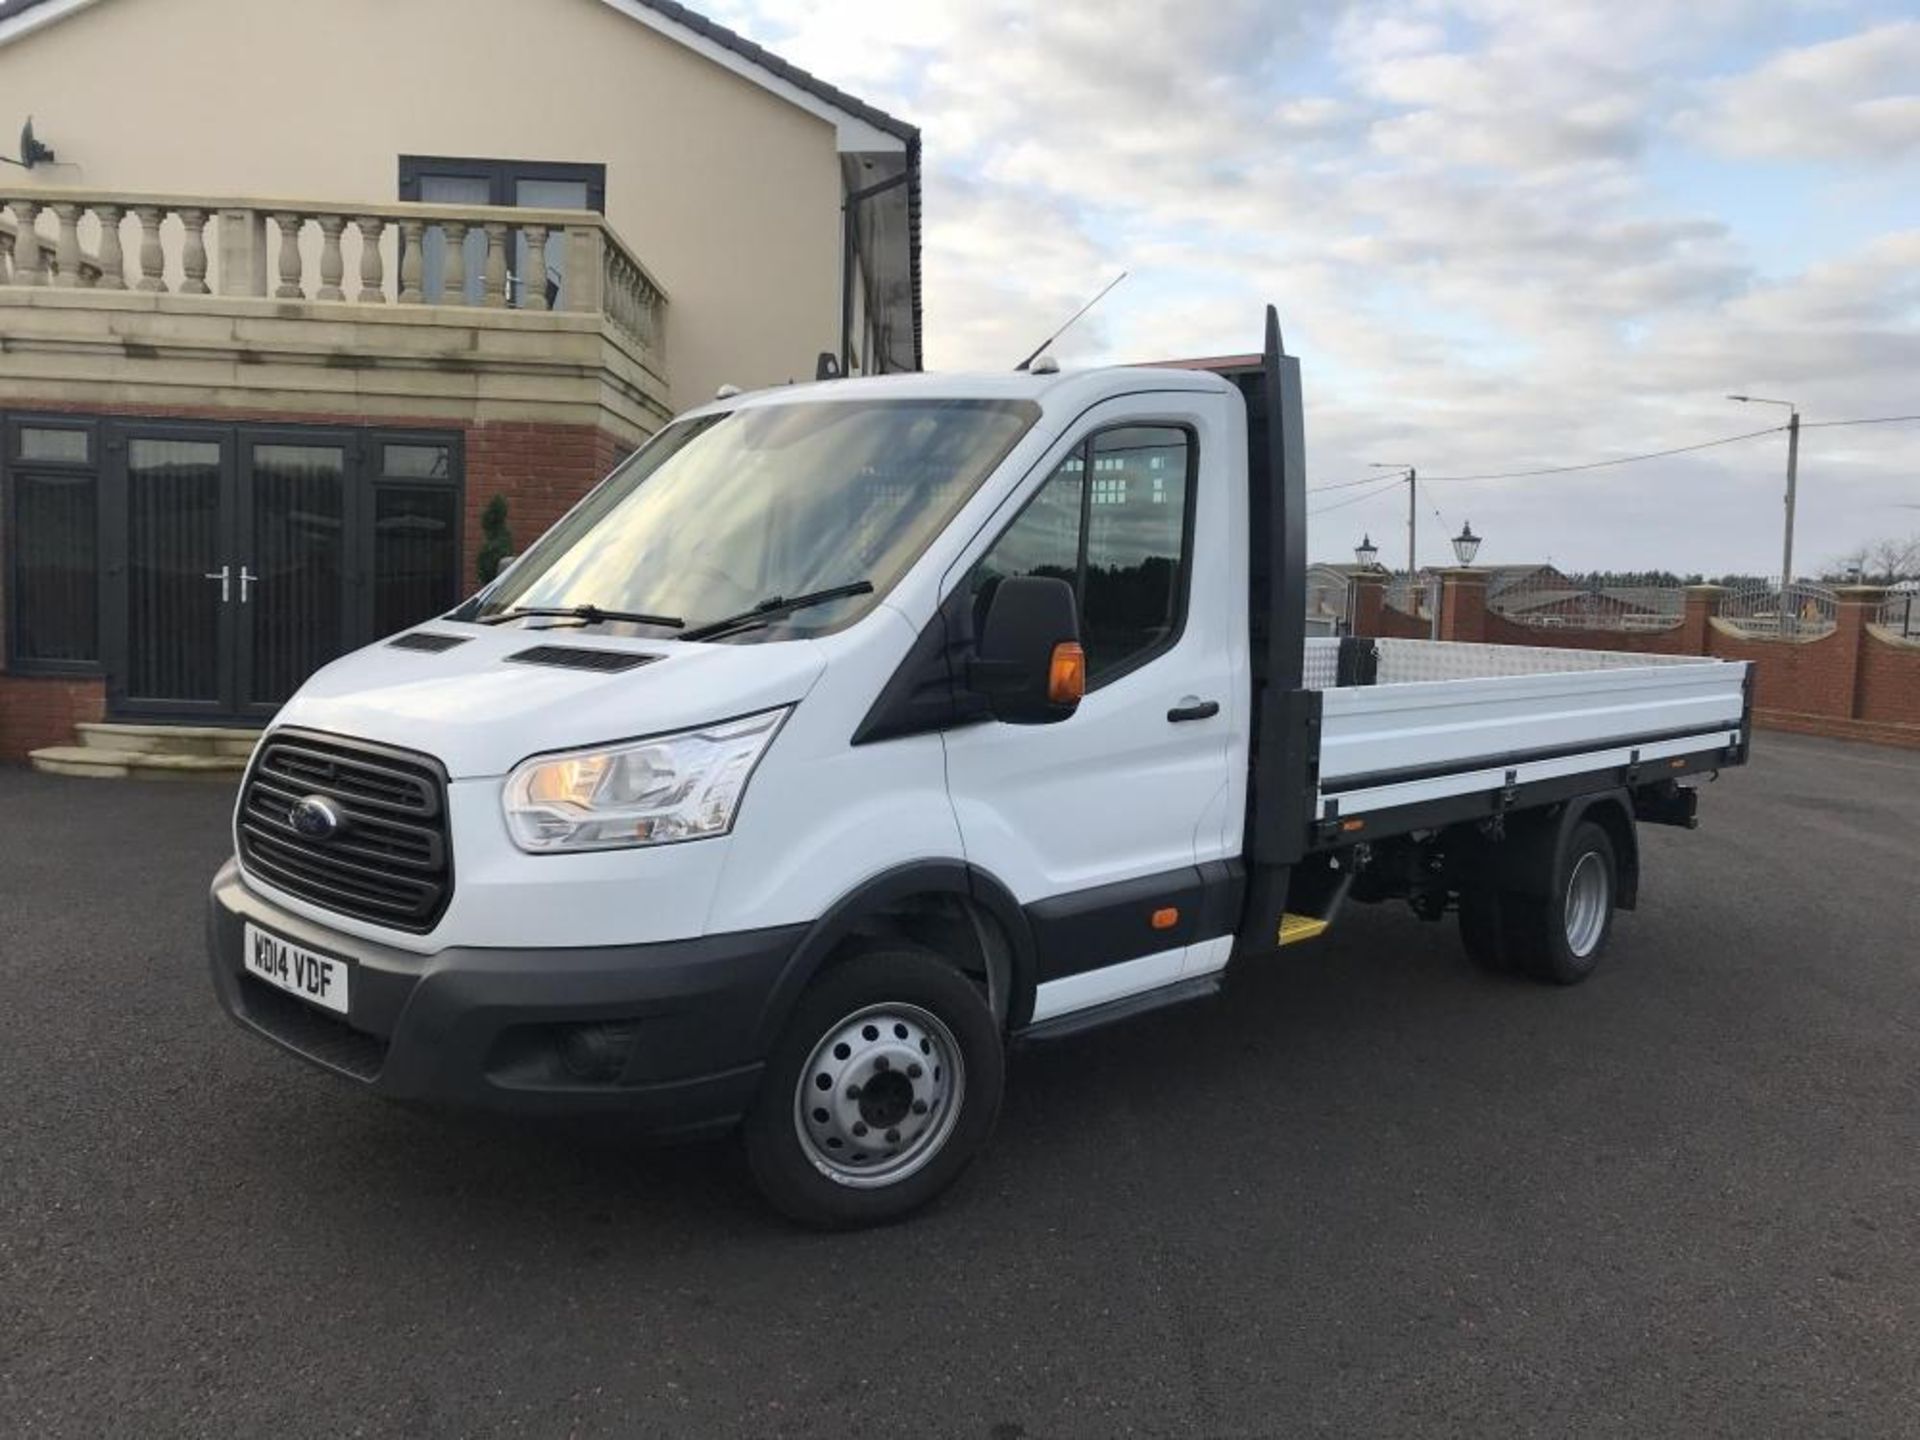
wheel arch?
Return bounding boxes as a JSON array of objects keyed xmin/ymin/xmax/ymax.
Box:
[
  {"xmin": 1565, "ymin": 791, "xmax": 1639, "ymax": 911},
  {"xmin": 1464, "ymin": 789, "xmax": 1638, "ymax": 910},
  {"xmin": 750, "ymin": 861, "xmax": 1037, "ymax": 1053}
]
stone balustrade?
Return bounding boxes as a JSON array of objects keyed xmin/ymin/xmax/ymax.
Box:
[{"xmin": 0, "ymin": 189, "xmax": 665, "ymax": 356}]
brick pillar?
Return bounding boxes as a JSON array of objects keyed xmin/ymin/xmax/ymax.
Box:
[
  {"xmin": 1681, "ymin": 584, "xmax": 1726, "ymax": 655},
  {"xmin": 1350, "ymin": 571, "xmax": 1386, "ymax": 638},
  {"xmin": 1833, "ymin": 585, "xmax": 1888, "ymax": 721},
  {"xmin": 1437, "ymin": 568, "xmax": 1488, "ymax": 643}
]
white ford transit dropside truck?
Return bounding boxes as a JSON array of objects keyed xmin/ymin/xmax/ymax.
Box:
[{"xmin": 208, "ymin": 309, "xmax": 1751, "ymax": 1226}]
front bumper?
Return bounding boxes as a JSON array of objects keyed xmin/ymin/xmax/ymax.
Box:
[{"xmin": 207, "ymin": 859, "xmax": 803, "ymax": 1135}]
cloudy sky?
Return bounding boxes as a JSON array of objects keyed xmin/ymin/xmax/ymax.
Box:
[{"xmin": 710, "ymin": 0, "xmax": 1917, "ymax": 576}]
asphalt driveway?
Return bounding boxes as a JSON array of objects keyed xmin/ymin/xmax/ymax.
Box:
[{"xmin": 3, "ymin": 731, "xmax": 1917, "ymax": 1437}]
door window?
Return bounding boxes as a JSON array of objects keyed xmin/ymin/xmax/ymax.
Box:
[{"xmin": 969, "ymin": 425, "xmax": 1193, "ymax": 686}]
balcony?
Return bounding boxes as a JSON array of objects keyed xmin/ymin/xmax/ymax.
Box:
[{"xmin": 0, "ymin": 190, "xmax": 670, "ymax": 442}]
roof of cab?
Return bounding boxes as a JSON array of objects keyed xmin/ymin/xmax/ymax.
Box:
[{"xmin": 681, "ymin": 365, "xmax": 1236, "ymax": 422}]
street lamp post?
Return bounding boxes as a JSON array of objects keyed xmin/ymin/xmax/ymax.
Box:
[
  {"xmin": 1728, "ymin": 394, "xmax": 1800, "ymax": 594},
  {"xmin": 1369, "ymin": 463, "xmax": 1417, "ymax": 576}
]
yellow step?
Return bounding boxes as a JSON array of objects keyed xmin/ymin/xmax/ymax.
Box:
[{"xmin": 1278, "ymin": 913, "xmax": 1330, "ymax": 946}]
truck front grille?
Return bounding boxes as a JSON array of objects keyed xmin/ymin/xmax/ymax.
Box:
[{"xmin": 237, "ymin": 730, "xmax": 453, "ymax": 933}]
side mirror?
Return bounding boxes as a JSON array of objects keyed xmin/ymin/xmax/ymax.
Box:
[{"xmin": 968, "ymin": 575, "xmax": 1085, "ymax": 724}]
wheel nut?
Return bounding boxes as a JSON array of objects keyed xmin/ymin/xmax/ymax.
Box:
[
  {"xmin": 874, "ymin": 1056, "xmax": 891, "ymax": 1072},
  {"xmin": 911, "ymin": 1099, "xmax": 928, "ymax": 1115},
  {"xmin": 907, "ymin": 1063, "xmax": 923, "ymax": 1080},
  {"xmin": 846, "ymin": 1083, "xmax": 862, "ymax": 1100},
  {"xmin": 852, "ymin": 1121, "xmax": 868, "ymax": 1137},
  {"xmin": 886, "ymin": 1128, "xmax": 900, "ymax": 1144}
]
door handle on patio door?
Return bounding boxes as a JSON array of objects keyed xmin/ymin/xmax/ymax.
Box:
[
  {"xmin": 203, "ymin": 565, "xmax": 231, "ymax": 603},
  {"xmin": 239, "ymin": 567, "xmax": 259, "ymax": 604}
]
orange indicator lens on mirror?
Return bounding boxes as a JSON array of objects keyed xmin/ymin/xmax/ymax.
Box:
[{"xmin": 1047, "ymin": 642, "xmax": 1087, "ymax": 705}]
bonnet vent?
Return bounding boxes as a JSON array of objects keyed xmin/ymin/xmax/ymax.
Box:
[
  {"xmin": 387, "ymin": 632, "xmax": 471, "ymax": 653},
  {"xmin": 505, "ymin": 645, "xmax": 659, "ymax": 673}
]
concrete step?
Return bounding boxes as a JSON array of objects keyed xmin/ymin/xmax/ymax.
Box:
[
  {"xmin": 29, "ymin": 745, "xmax": 248, "ymax": 781},
  {"xmin": 75, "ymin": 722, "xmax": 263, "ymax": 759}
]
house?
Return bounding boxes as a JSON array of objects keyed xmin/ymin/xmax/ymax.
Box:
[{"xmin": 0, "ymin": 0, "xmax": 920, "ymax": 761}]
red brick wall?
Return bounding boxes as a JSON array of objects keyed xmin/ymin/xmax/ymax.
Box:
[
  {"xmin": 1702, "ymin": 626, "xmax": 1852, "ymax": 717},
  {"xmin": 0, "ymin": 674, "xmax": 106, "ymax": 759},
  {"xmin": 1858, "ymin": 630, "xmax": 1920, "ymax": 729},
  {"xmin": 1375, "ymin": 606, "xmax": 1431, "ymax": 639},
  {"xmin": 1482, "ymin": 613, "xmax": 1690, "ymax": 655},
  {"xmin": 461, "ymin": 421, "xmax": 633, "ymax": 584}
]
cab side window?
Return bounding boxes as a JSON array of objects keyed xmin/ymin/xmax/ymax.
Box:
[{"xmin": 969, "ymin": 425, "xmax": 1192, "ymax": 686}]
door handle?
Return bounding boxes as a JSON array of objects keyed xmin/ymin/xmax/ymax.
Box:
[
  {"xmin": 239, "ymin": 566, "xmax": 259, "ymax": 604},
  {"xmin": 203, "ymin": 565, "xmax": 231, "ymax": 603},
  {"xmin": 1167, "ymin": 698, "xmax": 1219, "ymax": 723}
]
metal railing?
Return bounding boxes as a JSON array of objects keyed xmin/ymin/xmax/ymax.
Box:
[
  {"xmin": 1718, "ymin": 580, "xmax": 1839, "ymax": 640},
  {"xmin": 1879, "ymin": 590, "xmax": 1920, "ymax": 639},
  {"xmin": 1488, "ymin": 576, "xmax": 1685, "ymax": 632}
]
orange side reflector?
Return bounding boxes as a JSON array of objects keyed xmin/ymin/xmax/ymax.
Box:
[
  {"xmin": 1151, "ymin": 906, "xmax": 1180, "ymax": 930},
  {"xmin": 1048, "ymin": 642, "xmax": 1087, "ymax": 705},
  {"xmin": 1341, "ymin": 818, "xmax": 1366, "ymax": 832}
]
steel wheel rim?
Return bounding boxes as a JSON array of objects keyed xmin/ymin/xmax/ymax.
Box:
[
  {"xmin": 793, "ymin": 1002, "xmax": 965, "ymax": 1189},
  {"xmin": 1564, "ymin": 851, "xmax": 1610, "ymax": 957}
]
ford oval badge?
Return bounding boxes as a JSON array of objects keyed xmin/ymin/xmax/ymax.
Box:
[{"xmin": 289, "ymin": 795, "xmax": 344, "ymax": 840}]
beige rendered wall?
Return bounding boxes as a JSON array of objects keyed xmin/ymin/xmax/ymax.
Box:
[{"xmin": 0, "ymin": 0, "xmax": 846, "ymax": 411}]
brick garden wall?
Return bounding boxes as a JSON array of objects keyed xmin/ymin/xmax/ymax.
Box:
[
  {"xmin": 0, "ymin": 674, "xmax": 106, "ymax": 759},
  {"xmin": 1354, "ymin": 574, "xmax": 1920, "ymax": 751}
]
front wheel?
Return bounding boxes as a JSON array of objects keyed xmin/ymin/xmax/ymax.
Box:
[{"xmin": 743, "ymin": 946, "xmax": 1004, "ymax": 1228}]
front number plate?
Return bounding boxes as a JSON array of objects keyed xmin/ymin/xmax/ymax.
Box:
[{"xmin": 244, "ymin": 922, "xmax": 350, "ymax": 1015}]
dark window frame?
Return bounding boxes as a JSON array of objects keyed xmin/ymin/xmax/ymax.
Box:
[
  {"xmin": 969, "ymin": 420, "xmax": 1199, "ymax": 693},
  {"xmin": 3, "ymin": 413, "xmax": 105, "ymax": 676},
  {"xmin": 397, "ymin": 155, "xmax": 607, "ymax": 213}
]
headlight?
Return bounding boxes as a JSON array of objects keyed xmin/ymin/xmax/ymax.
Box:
[{"xmin": 503, "ymin": 708, "xmax": 789, "ymax": 853}]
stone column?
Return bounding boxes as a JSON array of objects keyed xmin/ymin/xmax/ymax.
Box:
[
  {"xmin": 179, "ymin": 210, "xmax": 211, "ymax": 294},
  {"xmin": 273, "ymin": 213, "xmax": 306, "ymax": 298},
  {"xmin": 440, "ymin": 221, "xmax": 468, "ymax": 305},
  {"xmin": 397, "ymin": 219, "xmax": 425, "ymax": 304},
  {"xmin": 356, "ymin": 216, "xmax": 386, "ymax": 302},
  {"xmin": 217, "ymin": 208, "xmax": 267, "ymax": 297},
  {"xmin": 563, "ymin": 225, "xmax": 605, "ymax": 313},
  {"xmin": 1438, "ymin": 568, "xmax": 1489, "ymax": 643},
  {"xmin": 1349, "ymin": 570, "xmax": 1386, "ymax": 638},
  {"xmin": 1681, "ymin": 584, "xmax": 1726, "ymax": 655},
  {"xmin": 316, "ymin": 215, "xmax": 348, "ymax": 301},
  {"xmin": 481, "ymin": 222, "xmax": 508, "ymax": 307},
  {"xmin": 49, "ymin": 202, "xmax": 83, "ymax": 288},
  {"xmin": 132, "ymin": 206, "xmax": 167, "ymax": 293},
  {"xmin": 10, "ymin": 200, "xmax": 46, "ymax": 286},
  {"xmin": 93, "ymin": 204, "xmax": 127, "ymax": 291},
  {"xmin": 521, "ymin": 224, "xmax": 549, "ymax": 311}
]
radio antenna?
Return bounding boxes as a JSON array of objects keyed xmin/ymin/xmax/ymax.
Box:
[{"xmin": 1014, "ymin": 271, "xmax": 1127, "ymax": 371}]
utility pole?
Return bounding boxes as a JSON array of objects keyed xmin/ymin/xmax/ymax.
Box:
[
  {"xmin": 1781, "ymin": 410, "xmax": 1800, "ymax": 593},
  {"xmin": 1368, "ymin": 463, "xmax": 1418, "ymax": 574},
  {"xmin": 1728, "ymin": 394, "xmax": 1800, "ymax": 591},
  {"xmin": 1407, "ymin": 467, "xmax": 1418, "ymax": 579}
]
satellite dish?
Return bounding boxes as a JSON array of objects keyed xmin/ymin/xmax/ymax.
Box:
[{"xmin": 20, "ymin": 116, "xmax": 55, "ymax": 168}]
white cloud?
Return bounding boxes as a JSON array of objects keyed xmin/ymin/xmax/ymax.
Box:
[
  {"xmin": 724, "ymin": 0, "xmax": 1918, "ymax": 572},
  {"xmin": 1682, "ymin": 21, "xmax": 1920, "ymax": 162}
]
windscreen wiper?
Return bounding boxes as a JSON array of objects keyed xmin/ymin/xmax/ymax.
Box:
[
  {"xmin": 679, "ymin": 581, "xmax": 874, "ymax": 643},
  {"xmin": 478, "ymin": 604, "xmax": 686, "ymax": 629}
]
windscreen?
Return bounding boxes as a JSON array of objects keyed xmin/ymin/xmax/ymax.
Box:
[{"xmin": 468, "ymin": 398, "xmax": 1039, "ymax": 638}]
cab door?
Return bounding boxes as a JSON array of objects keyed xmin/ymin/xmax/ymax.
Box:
[{"xmin": 940, "ymin": 392, "xmax": 1242, "ymax": 1025}]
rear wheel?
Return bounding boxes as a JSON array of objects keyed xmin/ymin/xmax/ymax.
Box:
[
  {"xmin": 1501, "ymin": 820, "xmax": 1618, "ymax": 986},
  {"xmin": 743, "ymin": 946, "xmax": 1003, "ymax": 1228}
]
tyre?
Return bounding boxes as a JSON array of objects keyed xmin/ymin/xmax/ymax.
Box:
[
  {"xmin": 1502, "ymin": 820, "xmax": 1618, "ymax": 986},
  {"xmin": 1457, "ymin": 884, "xmax": 1513, "ymax": 974},
  {"xmin": 743, "ymin": 945, "xmax": 1004, "ymax": 1228}
]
